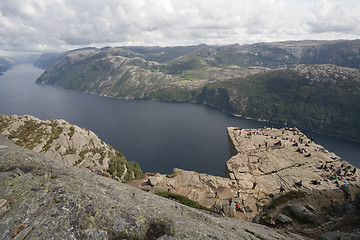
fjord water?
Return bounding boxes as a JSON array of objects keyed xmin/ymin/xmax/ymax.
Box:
[{"xmin": 1, "ymin": 64, "xmax": 359, "ymax": 176}]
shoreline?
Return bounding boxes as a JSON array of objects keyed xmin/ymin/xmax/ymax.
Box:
[{"xmin": 65, "ymin": 84, "xmax": 360, "ymax": 143}]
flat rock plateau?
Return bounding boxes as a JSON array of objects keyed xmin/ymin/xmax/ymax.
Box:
[{"xmin": 127, "ymin": 127, "xmax": 360, "ymax": 239}]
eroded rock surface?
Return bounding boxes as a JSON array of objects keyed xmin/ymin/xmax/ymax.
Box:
[
  {"xmin": 127, "ymin": 127, "xmax": 359, "ymax": 222},
  {"xmin": 0, "ymin": 114, "xmax": 142, "ymax": 180},
  {"xmin": 0, "ymin": 136, "xmax": 306, "ymax": 239},
  {"xmin": 226, "ymin": 127, "xmax": 359, "ymax": 201}
]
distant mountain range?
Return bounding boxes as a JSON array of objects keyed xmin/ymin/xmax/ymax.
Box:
[
  {"xmin": 35, "ymin": 40, "xmax": 360, "ymax": 141},
  {"xmin": 0, "ymin": 56, "xmax": 15, "ymax": 75}
]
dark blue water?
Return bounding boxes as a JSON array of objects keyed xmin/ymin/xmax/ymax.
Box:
[{"xmin": 1, "ymin": 64, "xmax": 359, "ymax": 175}]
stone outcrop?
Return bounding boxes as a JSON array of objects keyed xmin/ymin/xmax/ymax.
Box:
[
  {"xmin": 256, "ymin": 184, "xmax": 360, "ymax": 239},
  {"xmin": 226, "ymin": 127, "xmax": 359, "ymax": 201},
  {"xmin": 0, "ymin": 114, "xmax": 142, "ymax": 180},
  {"xmin": 288, "ymin": 204, "xmax": 315, "ymax": 222},
  {"xmin": 127, "ymin": 168, "xmax": 272, "ymax": 222},
  {"xmin": 127, "ymin": 127, "xmax": 359, "ymax": 224},
  {"xmin": 224, "ymin": 127, "xmax": 360, "ymax": 238},
  {"xmin": 0, "ymin": 136, "xmax": 307, "ymax": 239}
]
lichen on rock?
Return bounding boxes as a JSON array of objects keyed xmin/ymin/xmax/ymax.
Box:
[
  {"xmin": 0, "ymin": 114, "xmax": 142, "ymax": 181},
  {"xmin": 0, "ymin": 135, "xmax": 306, "ymax": 239}
]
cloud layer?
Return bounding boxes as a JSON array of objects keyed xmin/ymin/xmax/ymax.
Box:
[{"xmin": 1, "ymin": 0, "xmax": 359, "ymax": 53}]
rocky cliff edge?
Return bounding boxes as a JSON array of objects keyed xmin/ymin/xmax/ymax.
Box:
[
  {"xmin": 0, "ymin": 114, "xmax": 142, "ymax": 181},
  {"xmin": 0, "ymin": 136, "xmax": 307, "ymax": 239}
]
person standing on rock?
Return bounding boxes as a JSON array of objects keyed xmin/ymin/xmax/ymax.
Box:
[
  {"xmin": 235, "ymin": 202, "xmax": 241, "ymax": 212},
  {"xmin": 229, "ymin": 198, "xmax": 233, "ymax": 205},
  {"xmin": 215, "ymin": 191, "xmax": 219, "ymax": 198},
  {"xmin": 237, "ymin": 189, "xmax": 241, "ymax": 197}
]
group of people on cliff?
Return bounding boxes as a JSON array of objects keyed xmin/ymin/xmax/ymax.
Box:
[{"xmin": 319, "ymin": 163, "xmax": 358, "ymax": 187}]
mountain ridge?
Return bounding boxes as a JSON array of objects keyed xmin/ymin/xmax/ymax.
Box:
[{"xmin": 35, "ymin": 40, "xmax": 360, "ymax": 141}]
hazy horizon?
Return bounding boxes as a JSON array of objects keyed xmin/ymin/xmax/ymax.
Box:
[{"xmin": 1, "ymin": 0, "xmax": 359, "ymax": 56}]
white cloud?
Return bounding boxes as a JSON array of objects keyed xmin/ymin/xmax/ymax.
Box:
[
  {"xmin": 0, "ymin": 0, "xmax": 359, "ymax": 54},
  {"xmin": 307, "ymin": 0, "xmax": 360, "ymax": 34}
]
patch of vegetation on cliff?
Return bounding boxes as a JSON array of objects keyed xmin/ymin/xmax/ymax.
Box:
[
  {"xmin": 0, "ymin": 115, "xmax": 143, "ymax": 182},
  {"xmin": 107, "ymin": 153, "xmax": 126, "ymax": 178},
  {"xmin": 268, "ymin": 191, "xmax": 306, "ymax": 209},
  {"xmin": 0, "ymin": 118, "xmax": 65, "ymax": 151},
  {"xmin": 147, "ymin": 86, "xmax": 197, "ymax": 102},
  {"xmin": 68, "ymin": 126, "xmax": 75, "ymax": 139},
  {"xmin": 156, "ymin": 192, "xmax": 212, "ymax": 212},
  {"xmin": 107, "ymin": 152, "xmax": 143, "ymax": 180},
  {"xmin": 124, "ymin": 161, "xmax": 144, "ymax": 180},
  {"xmin": 13, "ymin": 120, "xmax": 47, "ymax": 150},
  {"xmin": 165, "ymin": 170, "xmax": 178, "ymax": 178}
]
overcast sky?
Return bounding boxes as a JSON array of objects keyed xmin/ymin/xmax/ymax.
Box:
[{"xmin": 1, "ymin": 0, "xmax": 359, "ymax": 55}]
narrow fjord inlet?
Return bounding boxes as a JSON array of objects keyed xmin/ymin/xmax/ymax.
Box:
[{"xmin": 0, "ymin": 64, "xmax": 359, "ymax": 175}]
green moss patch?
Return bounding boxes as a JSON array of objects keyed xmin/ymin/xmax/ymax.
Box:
[
  {"xmin": 156, "ymin": 192, "xmax": 211, "ymax": 212},
  {"xmin": 268, "ymin": 190, "xmax": 306, "ymax": 209}
]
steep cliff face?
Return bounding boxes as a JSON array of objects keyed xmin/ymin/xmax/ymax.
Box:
[
  {"xmin": 0, "ymin": 136, "xmax": 307, "ymax": 239},
  {"xmin": 127, "ymin": 127, "xmax": 359, "ymax": 222},
  {"xmin": 35, "ymin": 48, "xmax": 177, "ymax": 99},
  {"xmin": 0, "ymin": 114, "xmax": 142, "ymax": 181},
  {"xmin": 202, "ymin": 65, "xmax": 360, "ymax": 141},
  {"xmin": 225, "ymin": 127, "xmax": 359, "ymax": 194}
]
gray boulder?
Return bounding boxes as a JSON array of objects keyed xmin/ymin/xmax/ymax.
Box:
[
  {"xmin": 319, "ymin": 230, "xmax": 360, "ymax": 240},
  {"xmin": 252, "ymin": 214, "xmax": 261, "ymax": 224},
  {"xmin": 276, "ymin": 213, "xmax": 292, "ymax": 224},
  {"xmin": 148, "ymin": 177, "xmax": 158, "ymax": 186},
  {"xmin": 289, "ymin": 204, "xmax": 315, "ymax": 222},
  {"xmin": 223, "ymin": 204, "xmax": 236, "ymax": 218},
  {"xmin": 244, "ymin": 205, "xmax": 253, "ymax": 212},
  {"xmin": 305, "ymin": 203, "xmax": 315, "ymax": 212}
]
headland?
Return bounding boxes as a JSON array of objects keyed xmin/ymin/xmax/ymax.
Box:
[{"xmin": 127, "ymin": 127, "xmax": 359, "ymax": 222}]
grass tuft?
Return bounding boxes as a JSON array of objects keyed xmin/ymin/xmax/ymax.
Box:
[
  {"xmin": 156, "ymin": 192, "xmax": 211, "ymax": 212},
  {"xmin": 268, "ymin": 190, "xmax": 306, "ymax": 209}
]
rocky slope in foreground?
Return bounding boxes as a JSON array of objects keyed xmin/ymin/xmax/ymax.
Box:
[
  {"xmin": 0, "ymin": 114, "xmax": 142, "ymax": 181},
  {"xmin": 0, "ymin": 136, "xmax": 306, "ymax": 239}
]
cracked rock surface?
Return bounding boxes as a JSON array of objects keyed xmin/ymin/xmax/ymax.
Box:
[
  {"xmin": 226, "ymin": 127, "xmax": 359, "ymax": 203},
  {"xmin": 0, "ymin": 136, "xmax": 307, "ymax": 239},
  {"xmin": 0, "ymin": 114, "xmax": 142, "ymax": 181},
  {"xmin": 128, "ymin": 127, "xmax": 359, "ymax": 222}
]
